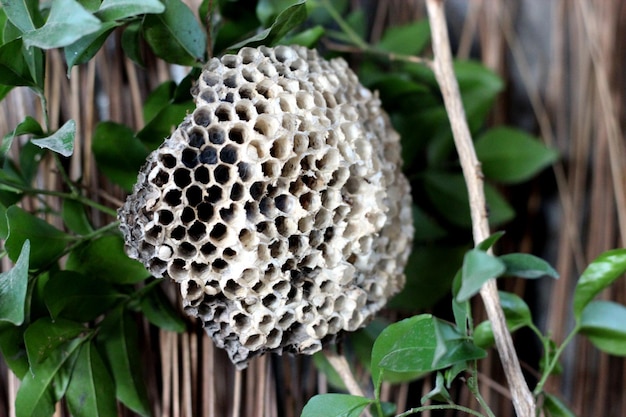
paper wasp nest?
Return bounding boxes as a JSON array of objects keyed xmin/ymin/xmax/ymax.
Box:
[{"xmin": 119, "ymin": 45, "xmax": 413, "ymax": 369}]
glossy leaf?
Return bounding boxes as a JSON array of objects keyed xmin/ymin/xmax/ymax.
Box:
[
  {"xmin": 0, "ymin": 202, "xmax": 8, "ymax": 239},
  {"xmin": 455, "ymin": 60, "xmax": 503, "ymax": 132},
  {"xmin": 61, "ymin": 199, "xmax": 93, "ymax": 235},
  {"xmin": 476, "ymin": 231, "xmax": 505, "ymax": 251},
  {"xmin": 0, "ymin": 239, "xmax": 29, "ymax": 325},
  {"xmin": 64, "ymin": 22, "xmax": 119, "ymax": 75},
  {"xmin": 1, "ymin": 116, "xmax": 43, "ymax": 163},
  {"xmin": 572, "ymin": 248, "xmax": 626, "ymax": 321},
  {"xmin": 301, "ymin": 394, "xmax": 372, "ymax": 417},
  {"xmin": 66, "ymin": 234, "xmax": 151, "ymax": 284},
  {"xmin": 2, "ymin": 0, "xmax": 41, "ymax": 33},
  {"xmin": 456, "ymin": 249, "xmax": 506, "ymax": 302},
  {"xmin": 371, "ymin": 314, "xmax": 436, "ymax": 387},
  {"xmin": 229, "ymin": 0, "xmax": 306, "ymax": 49},
  {"xmin": 143, "ymin": 0, "xmax": 206, "ymax": 65},
  {"xmin": 432, "ymin": 319, "xmax": 485, "ymax": 369},
  {"xmin": 140, "ymin": 283, "xmax": 186, "ymax": 333},
  {"xmin": 281, "ymin": 25, "xmax": 324, "ymax": 48},
  {"xmin": 31, "ymin": 119, "xmax": 75, "ymax": 157},
  {"xmin": 44, "ymin": 271, "xmax": 123, "ymax": 322},
  {"xmin": 5, "ymin": 206, "xmax": 69, "ymax": 270},
  {"xmin": 98, "ymin": 308, "xmax": 151, "ymax": 416},
  {"xmin": 376, "ymin": 20, "xmax": 430, "ymax": 56},
  {"xmin": 421, "ymin": 372, "xmax": 451, "ymax": 405},
  {"xmin": 96, "ymin": 0, "xmax": 165, "ymax": 21},
  {"xmin": 121, "ymin": 21, "xmax": 144, "ymax": 65},
  {"xmin": 256, "ymin": 0, "xmax": 301, "ymax": 26},
  {"xmin": 24, "ymin": 318, "xmax": 86, "ymax": 370},
  {"xmin": 0, "ymin": 324, "xmax": 29, "ymax": 378},
  {"xmin": 579, "ymin": 300, "xmax": 626, "ymax": 356},
  {"xmin": 66, "ymin": 341, "xmax": 117, "ymax": 417},
  {"xmin": 500, "ymin": 253, "xmax": 559, "ymax": 279},
  {"xmin": 475, "ymin": 127, "xmax": 558, "ymax": 184},
  {"xmin": 92, "ymin": 121, "xmax": 149, "ymax": 191},
  {"xmin": 136, "ymin": 101, "xmax": 194, "ymax": 150},
  {"xmin": 473, "ymin": 291, "xmax": 533, "ymax": 348},
  {"xmin": 15, "ymin": 337, "xmax": 85, "ymax": 417},
  {"xmin": 543, "ymin": 393, "xmax": 576, "ymax": 417},
  {"xmin": 22, "ymin": 0, "xmax": 103, "ymax": 49},
  {"xmin": 0, "ymin": 39, "xmax": 37, "ymax": 87}
]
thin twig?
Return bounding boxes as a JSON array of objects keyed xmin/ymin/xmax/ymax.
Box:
[
  {"xmin": 324, "ymin": 350, "xmax": 366, "ymax": 397},
  {"xmin": 424, "ymin": 1, "xmax": 535, "ymax": 416}
]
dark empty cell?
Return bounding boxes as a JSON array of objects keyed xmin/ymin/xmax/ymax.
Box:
[
  {"xmin": 159, "ymin": 153, "xmax": 177, "ymax": 168},
  {"xmin": 299, "ymin": 193, "xmax": 313, "ymax": 210},
  {"xmin": 191, "ymin": 262, "xmax": 208, "ymax": 274},
  {"xmin": 206, "ymin": 185, "xmax": 223, "ymax": 203},
  {"xmin": 214, "ymin": 165, "xmax": 230, "ymax": 184},
  {"xmin": 244, "ymin": 201, "xmax": 257, "ymax": 220},
  {"xmin": 200, "ymin": 242, "xmax": 217, "ymax": 256},
  {"xmin": 158, "ymin": 209, "xmax": 174, "ymax": 225},
  {"xmin": 239, "ymin": 86, "xmax": 254, "ymax": 99},
  {"xmin": 208, "ymin": 126, "xmax": 226, "ymax": 144},
  {"xmin": 197, "ymin": 202, "xmax": 214, "ymax": 221},
  {"xmin": 179, "ymin": 242, "xmax": 197, "ymax": 257},
  {"xmin": 288, "ymin": 235, "xmax": 302, "ymax": 252},
  {"xmin": 262, "ymin": 294, "xmax": 277, "ymax": 308},
  {"xmin": 194, "ymin": 166, "xmax": 210, "ymax": 183},
  {"xmin": 188, "ymin": 221, "xmax": 207, "ymax": 241},
  {"xmin": 275, "ymin": 216, "xmax": 287, "ymax": 234},
  {"xmin": 202, "ymin": 72, "xmax": 219, "ymax": 86},
  {"xmin": 235, "ymin": 106, "xmax": 250, "ymax": 121},
  {"xmin": 237, "ymin": 162, "xmax": 252, "ymax": 181},
  {"xmin": 213, "ymin": 259, "xmax": 227, "ymax": 270},
  {"xmin": 302, "ymin": 174, "xmax": 317, "ymax": 189},
  {"xmin": 224, "ymin": 74, "xmax": 238, "ymax": 88},
  {"xmin": 255, "ymin": 101, "xmax": 268, "ymax": 114},
  {"xmin": 200, "ymin": 89, "xmax": 217, "ymax": 103},
  {"xmin": 220, "ymin": 204, "xmax": 235, "ymax": 222},
  {"xmin": 188, "ymin": 129, "xmax": 206, "ymax": 149},
  {"xmin": 181, "ymin": 207, "xmax": 195, "ymax": 223},
  {"xmin": 210, "ymin": 223, "xmax": 227, "ymax": 240},
  {"xmin": 164, "ymin": 189, "xmax": 183, "ymax": 206},
  {"xmin": 250, "ymin": 181, "xmax": 265, "ymax": 200},
  {"xmin": 186, "ymin": 185, "xmax": 203, "ymax": 206},
  {"xmin": 173, "ymin": 169, "xmax": 192, "ymax": 188},
  {"xmin": 275, "ymin": 195, "xmax": 290, "ymax": 212},
  {"xmin": 281, "ymin": 258, "xmax": 296, "ymax": 272},
  {"xmin": 215, "ymin": 106, "xmax": 231, "ymax": 122},
  {"xmin": 256, "ymin": 221, "xmax": 269, "ymax": 234},
  {"xmin": 199, "ymin": 147, "xmax": 218, "ymax": 164},
  {"xmin": 224, "ymin": 92, "xmax": 235, "ymax": 103},
  {"xmin": 171, "ymin": 225, "xmax": 186, "ymax": 240},
  {"xmin": 152, "ymin": 170, "xmax": 169, "ymax": 187},
  {"xmin": 181, "ymin": 148, "xmax": 199, "ymax": 168},
  {"xmin": 146, "ymin": 225, "xmax": 162, "ymax": 240},
  {"xmin": 223, "ymin": 248, "xmax": 236, "ymax": 258},
  {"xmin": 171, "ymin": 257, "xmax": 186, "ymax": 272},
  {"xmin": 228, "ymin": 127, "xmax": 245, "ymax": 144},
  {"xmin": 193, "ymin": 109, "xmax": 211, "ymax": 127},
  {"xmin": 259, "ymin": 197, "xmax": 273, "ymax": 216},
  {"xmin": 219, "ymin": 145, "xmax": 238, "ymax": 164},
  {"xmin": 230, "ymin": 182, "xmax": 244, "ymax": 201}
]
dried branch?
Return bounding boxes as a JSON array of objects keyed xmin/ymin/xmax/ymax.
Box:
[{"xmin": 424, "ymin": 1, "xmax": 535, "ymax": 416}]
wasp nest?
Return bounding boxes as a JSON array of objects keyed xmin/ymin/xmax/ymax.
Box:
[{"xmin": 119, "ymin": 45, "xmax": 413, "ymax": 369}]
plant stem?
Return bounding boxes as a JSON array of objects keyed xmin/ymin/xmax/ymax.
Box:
[
  {"xmin": 467, "ymin": 369, "xmax": 496, "ymax": 417},
  {"xmin": 395, "ymin": 404, "xmax": 487, "ymax": 417},
  {"xmin": 533, "ymin": 328, "xmax": 578, "ymax": 396},
  {"xmin": 319, "ymin": 0, "xmax": 370, "ymax": 50},
  {"xmin": 323, "ymin": 349, "xmax": 373, "ymax": 417},
  {"xmin": 424, "ymin": 0, "xmax": 535, "ymax": 415}
]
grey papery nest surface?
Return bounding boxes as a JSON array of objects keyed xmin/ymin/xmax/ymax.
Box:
[{"xmin": 119, "ymin": 45, "xmax": 414, "ymax": 369}]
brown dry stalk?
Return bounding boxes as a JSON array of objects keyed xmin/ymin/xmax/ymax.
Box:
[{"xmin": 424, "ymin": 0, "xmax": 535, "ymax": 416}]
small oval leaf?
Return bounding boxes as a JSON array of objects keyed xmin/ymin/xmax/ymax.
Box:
[{"xmin": 301, "ymin": 394, "xmax": 372, "ymax": 417}]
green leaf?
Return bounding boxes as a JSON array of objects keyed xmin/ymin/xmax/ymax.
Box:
[
  {"xmin": 143, "ymin": 0, "xmax": 206, "ymax": 65},
  {"xmin": 572, "ymin": 248, "xmax": 626, "ymax": 321},
  {"xmin": 456, "ymin": 249, "xmax": 506, "ymax": 302},
  {"xmin": 455, "ymin": 60, "xmax": 503, "ymax": 132},
  {"xmin": 500, "ymin": 253, "xmax": 559, "ymax": 279},
  {"xmin": 142, "ymin": 80, "xmax": 176, "ymax": 123},
  {"xmin": 92, "ymin": 121, "xmax": 149, "ymax": 191},
  {"xmin": 22, "ymin": 0, "xmax": 104, "ymax": 49},
  {"xmin": 476, "ymin": 231, "xmax": 505, "ymax": 251},
  {"xmin": 421, "ymin": 372, "xmax": 451, "ymax": 405},
  {"xmin": 121, "ymin": 21, "xmax": 144, "ymax": 65},
  {"xmin": 281, "ymin": 25, "xmax": 324, "ymax": 47},
  {"xmin": 256, "ymin": 0, "xmax": 300, "ymax": 26},
  {"xmin": 136, "ymin": 100, "xmax": 194, "ymax": 150},
  {"xmin": 44, "ymin": 271, "xmax": 123, "ymax": 322},
  {"xmin": 0, "ymin": 323, "xmax": 29, "ymax": 378},
  {"xmin": 412, "ymin": 205, "xmax": 447, "ymax": 242},
  {"xmin": 475, "ymin": 127, "xmax": 559, "ymax": 184},
  {"xmin": 312, "ymin": 351, "xmax": 347, "ymax": 391},
  {"xmin": 432, "ymin": 319, "xmax": 485, "ymax": 369},
  {"xmin": 2, "ymin": 0, "xmax": 41, "ymax": 33},
  {"xmin": 371, "ymin": 314, "xmax": 436, "ymax": 388},
  {"xmin": 228, "ymin": 0, "xmax": 306, "ymax": 49},
  {"xmin": 140, "ymin": 283, "xmax": 185, "ymax": 332},
  {"xmin": 98, "ymin": 308, "xmax": 151, "ymax": 416},
  {"xmin": 0, "ymin": 239, "xmax": 29, "ymax": 324},
  {"xmin": 66, "ymin": 341, "xmax": 117, "ymax": 417},
  {"xmin": 6, "ymin": 206, "xmax": 69, "ymax": 270},
  {"xmin": 1, "ymin": 116, "xmax": 43, "ymax": 163},
  {"xmin": 66, "ymin": 234, "xmax": 151, "ymax": 284},
  {"xmin": 15, "ymin": 337, "xmax": 85, "ymax": 417},
  {"xmin": 376, "ymin": 20, "xmax": 430, "ymax": 56},
  {"xmin": 61, "ymin": 198, "xmax": 93, "ymax": 235},
  {"xmin": 0, "ymin": 202, "xmax": 9, "ymax": 238},
  {"xmin": 473, "ymin": 291, "xmax": 533, "ymax": 348},
  {"xmin": 96, "ymin": 0, "xmax": 165, "ymax": 21},
  {"xmin": 579, "ymin": 300, "xmax": 626, "ymax": 356},
  {"xmin": 301, "ymin": 394, "xmax": 373, "ymax": 417},
  {"xmin": 24, "ymin": 318, "xmax": 86, "ymax": 370},
  {"xmin": 0, "ymin": 39, "xmax": 37, "ymax": 87},
  {"xmin": 543, "ymin": 393, "xmax": 576, "ymax": 417},
  {"xmin": 64, "ymin": 21, "xmax": 119, "ymax": 75},
  {"xmin": 31, "ymin": 119, "xmax": 76, "ymax": 157}
]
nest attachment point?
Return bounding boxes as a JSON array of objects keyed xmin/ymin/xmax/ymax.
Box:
[{"xmin": 119, "ymin": 45, "xmax": 414, "ymax": 369}]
